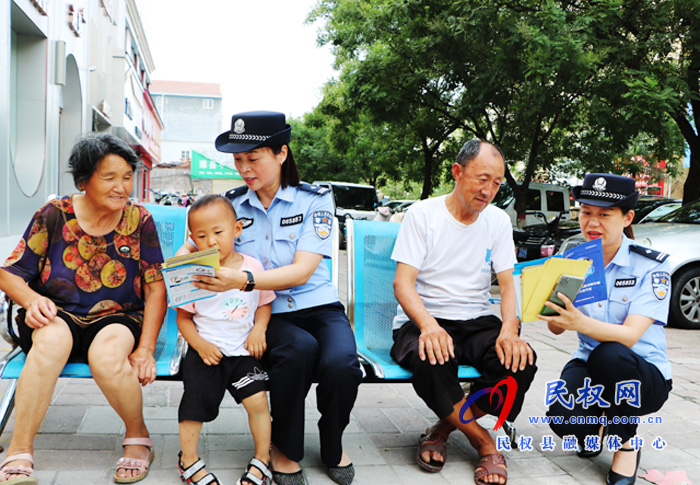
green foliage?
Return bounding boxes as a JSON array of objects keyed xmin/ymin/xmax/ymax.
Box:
[{"xmin": 295, "ymin": 0, "xmax": 695, "ymax": 207}]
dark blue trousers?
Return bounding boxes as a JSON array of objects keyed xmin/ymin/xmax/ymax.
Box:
[
  {"xmin": 265, "ymin": 302, "xmax": 362, "ymax": 466},
  {"xmin": 547, "ymin": 342, "xmax": 671, "ymax": 445}
]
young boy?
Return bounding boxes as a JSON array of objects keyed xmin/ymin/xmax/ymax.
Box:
[{"xmin": 176, "ymin": 194, "xmax": 275, "ymax": 485}]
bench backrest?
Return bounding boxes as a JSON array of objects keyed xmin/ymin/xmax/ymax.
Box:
[
  {"xmin": 0, "ymin": 203, "xmax": 187, "ymax": 379},
  {"xmin": 347, "ymin": 220, "xmax": 401, "ymax": 354},
  {"xmin": 142, "ymin": 204, "xmax": 187, "ymax": 375},
  {"xmin": 347, "ymin": 219, "xmax": 483, "ymax": 381}
]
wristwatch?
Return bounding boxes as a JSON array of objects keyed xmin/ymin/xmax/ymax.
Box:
[{"xmin": 242, "ymin": 270, "xmax": 255, "ymax": 292}]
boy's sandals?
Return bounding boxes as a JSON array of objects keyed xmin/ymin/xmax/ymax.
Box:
[
  {"xmin": 236, "ymin": 457, "xmax": 272, "ymax": 485},
  {"xmin": 178, "ymin": 452, "xmax": 220, "ymax": 485},
  {"xmin": 474, "ymin": 453, "xmax": 508, "ymax": 485},
  {"xmin": 0, "ymin": 453, "xmax": 37, "ymax": 484},
  {"xmin": 114, "ymin": 438, "xmax": 155, "ymax": 484}
]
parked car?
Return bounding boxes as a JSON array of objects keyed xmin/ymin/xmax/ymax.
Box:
[
  {"xmin": 515, "ymin": 215, "xmax": 580, "ymax": 261},
  {"xmin": 491, "ymin": 181, "xmax": 572, "ymax": 228},
  {"xmin": 559, "ymin": 200, "xmax": 700, "ymax": 329},
  {"xmin": 632, "ymin": 197, "xmax": 681, "ymax": 224},
  {"xmin": 384, "ymin": 199, "xmax": 414, "ymax": 211},
  {"xmin": 638, "ymin": 202, "xmax": 682, "ymax": 223},
  {"xmin": 312, "ymin": 181, "xmax": 378, "ymax": 248}
]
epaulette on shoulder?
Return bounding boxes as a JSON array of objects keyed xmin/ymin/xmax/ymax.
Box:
[
  {"xmin": 222, "ymin": 186, "xmax": 248, "ymax": 200},
  {"xmin": 630, "ymin": 244, "xmax": 669, "ymax": 263},
  {"xmin": 298, "ymin": 183, "xmax": 331, "ymax": 196}
]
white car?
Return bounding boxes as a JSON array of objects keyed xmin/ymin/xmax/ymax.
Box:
[{"xmin": 559, "ymin": 200, "xmax": 700, "ymax": 329}]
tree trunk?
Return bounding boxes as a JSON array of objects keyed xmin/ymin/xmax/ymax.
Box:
[
  {"xmin": 513, "ymin": 183, "xmax": 529, "ymax": 229},
  {"xmin": 683, "ymin": 149, "xmax": 700, "ymax": 204},
  {"xmin": 420, "ymin": 139, "xmax": 434, "ymax": 199}
]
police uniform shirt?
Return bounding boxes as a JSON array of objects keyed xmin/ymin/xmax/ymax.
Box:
[
  {"xmin": 573, "ymin": 235, "xmax": 672, "ymax": 380},
  {"xmin": 228, "ymin": 184, "xmax": 338, "ymax": 314}
]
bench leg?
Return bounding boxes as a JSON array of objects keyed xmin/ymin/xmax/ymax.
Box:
[
  {"xmin": 0, "ymin": 378, "xmax": 17, "ymax": 445},
  {"xmin": 502, "ymin": 420, "xmax": 517, "ymax": 449}
]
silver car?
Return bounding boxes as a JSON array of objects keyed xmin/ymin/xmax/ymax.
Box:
[{"xmin": 559, "ymin": 200, "xmax": 700, "ymax": 329}]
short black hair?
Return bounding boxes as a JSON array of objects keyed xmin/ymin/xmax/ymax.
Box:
[
  {"xmin": 456, "ymin": 139, "xmax": 505, "ymax": 167},
  {"xmin": 188, "ymin": 194, "xmax": 237, "ymax": 223},
  {"xmin": 68, "ymin": 133, "xmax": 140, "ymax": 188}
]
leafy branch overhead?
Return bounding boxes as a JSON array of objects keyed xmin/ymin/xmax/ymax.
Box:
[{"xmin": 297, "ymin": 0, "xmax": 695, "ymax": 207}]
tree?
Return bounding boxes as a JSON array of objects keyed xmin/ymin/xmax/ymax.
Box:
[
  {"xmin": 598, "ymin": 0, "xmax": 700, "ymax": 204},
  {"xmin": 312, "ymin": 0, "xmax": 686, "ymax": 223}
]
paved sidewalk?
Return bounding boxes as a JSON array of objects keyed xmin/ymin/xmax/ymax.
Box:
[{"xmin": 0, "ymin": 247, "xmax": 698, "ymax": 483}]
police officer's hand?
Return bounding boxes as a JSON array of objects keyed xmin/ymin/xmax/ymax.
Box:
[
  {"xmin": 194, "ymin": 267, "xmax": 246, "ymax": 293},
  {"xmin": 495, "ymin": 328, "xmax": 534, "ymax": 372},
  {"xmin": 538, "ymin": 292, "xmax": 585, "ymax": 331},
  {"xmin": 419, "ymin": 323, "xmax": 455, "ymax": 365}
]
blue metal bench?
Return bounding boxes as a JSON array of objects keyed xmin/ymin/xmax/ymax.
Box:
[
  {"xmin": 346, "ymin": 219, "xmax": 518, "ymax": 443},
  {"xmin": 0, "ymin": 203, "xmax": 188, "ymax": 435},
  {"xmin": 346, "ymin": 219, "xmax": 483, "ymax": 382}
]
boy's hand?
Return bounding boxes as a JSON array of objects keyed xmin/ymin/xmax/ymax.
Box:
[
  {"xmin": 195, "ymin": 340, "xmax": 223, "ymax": 366},
  {"xmin": 244, "ymin": 326, "xmax": 267, "ymax": 360}
]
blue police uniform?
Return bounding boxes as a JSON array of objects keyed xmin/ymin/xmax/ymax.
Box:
[
  {"xmin": 548, "ymin": 235, "xmax": 673, "ymax": 446},
  {"xmin": 224, "ymin": 183, "xmax": 363, "ymax": 466}
]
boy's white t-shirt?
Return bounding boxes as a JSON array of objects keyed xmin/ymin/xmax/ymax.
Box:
[
  {"xmin": 178, "ymin": 253, "xmax": 275, "ymax": 357},
  {"xmin": 391, "ymin": 195, "xmax": 515, "ymax": 329}
]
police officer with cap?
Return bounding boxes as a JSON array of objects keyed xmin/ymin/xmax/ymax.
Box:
[
  {"xmin": 180, "ymin": 111, "xmax": 362, "ymax": 485},
  {"xmin": 542, "ymin": 173, "xmax": 672, "ymax": 485}
]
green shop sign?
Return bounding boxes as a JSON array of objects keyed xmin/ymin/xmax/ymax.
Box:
[{"xmin": 191, "ymin": 151, "xmax": 242, "ymax": 179}]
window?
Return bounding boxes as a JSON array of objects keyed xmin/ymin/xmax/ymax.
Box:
[
  {"xmin": 526, "ymin": 189, "xmax": 541, "ymax": 211},
  {"xmin": 546, "ymin": 190, "xmax": 565, "ymax": 212},
  {"xmin": 181, "ymin": 150, "xmax": 191, "ymax": 161},
  {"xmin": 202, "ymin": 98, "xmax": 214, "ymax": 109}
]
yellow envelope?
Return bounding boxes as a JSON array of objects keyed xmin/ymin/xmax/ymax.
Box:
[{"xmin": 521, "ymin": 257, "xmax": 591, "ymax": 323}]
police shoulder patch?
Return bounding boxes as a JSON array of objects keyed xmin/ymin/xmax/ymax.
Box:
[
  {"xmin": 312, "ymin": 210, "xmax": 333, "ymax": 240},
  {"xmin": 223, "ymin": 186, "xmax": 248, "ymax": 201},
  {"xmin": 630, "ymin": 245, "xmax": 669, "ymax": 263},
  {"xmin": 298, "ymin": 183, "xmax": 330, "ymax": 196},
  {"xmin": 651, "ymin": 271, "xmax": 670, "ymax": 300}
]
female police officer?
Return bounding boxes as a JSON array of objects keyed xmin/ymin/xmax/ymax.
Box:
[
  {"xmin": 182, "ymin": 111, "xmax": 362, "ymax": 485},
  {"xmin": 540, "ymin": 174, "xmax": 672, "ymax": 485}
]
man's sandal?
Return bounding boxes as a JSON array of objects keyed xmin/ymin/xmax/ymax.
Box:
[
  {"xmin": 416, "ymin": 429, "xmax": 447, "ymax": 473},
  {"xmin": 474, "ymin": 453, "xmax": 508, "ymax": 485},
  {"xmin": 178, "ymin": 452, "xmax": 220, "ymax": 485},
  {"xmin": 114, "ymin": 437, "xmax": 155, "ymax": 484},
  {"xmin": 236, "ymin": 457, "xmax": 272, "ymax": 485},
  {"xmin": 0, "ymin": 453, "xmax": 37, "ymax": 484}
]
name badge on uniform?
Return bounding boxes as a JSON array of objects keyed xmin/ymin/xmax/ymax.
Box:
[
  {"xmin": 614, "ymin": 278, "xmax": 637, "ymax": 288},
  {"xmin": 280, "ymin": 214, "xmax": 303, "ymax": 226},
  {"xmin": 651, "ymin": 271, "xmax": 670, "ymax": 300},
  {"xmin": 312, "ymin": 210, "xmax": 333, "ymax": 240},
  {"xmin": 238, "ymin": 217, "xmax": 254, "ymax": 229}
]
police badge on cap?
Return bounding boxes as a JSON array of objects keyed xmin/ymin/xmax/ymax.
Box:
[
  {"xmin": 215, "ymin": 111, "xmax": 292, "ymax": 154},
  {"xmin": 572, "ymin": 173, "xmax": 639, "ymax": 209}
]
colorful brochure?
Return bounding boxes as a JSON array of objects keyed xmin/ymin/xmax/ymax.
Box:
[
  {"xmin": 514, "ymin": 238, "xmax": 605, "ymax": 323},
  {"xmin": 161, "ymin": 247, "xmax": 220, "ymax": 307}
]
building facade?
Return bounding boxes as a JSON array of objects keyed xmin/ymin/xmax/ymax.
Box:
[
  {"xmin": 150, "ymin": 81, "xmax": 243, "ymax": 197},
  {"xmin": 149, "ymin": 80, "xmax": 223, "ymax": 167},
  {"xmin": 0, "ymin": 0, "xmax": 162, "ymax": 236}
]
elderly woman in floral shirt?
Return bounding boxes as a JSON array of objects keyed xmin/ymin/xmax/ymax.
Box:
[{"xmin": 0, "ymin": 133, "xmax": 166, "ymax": 484}]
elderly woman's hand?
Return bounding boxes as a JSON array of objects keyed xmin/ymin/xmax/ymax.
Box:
[
  {"xmin": 24, "ymin": 296, "xmax": 58, "ymax": 328},
  {"xmin": 128, "ymin": 346, "xmax": 157, "ymax": 386}
]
